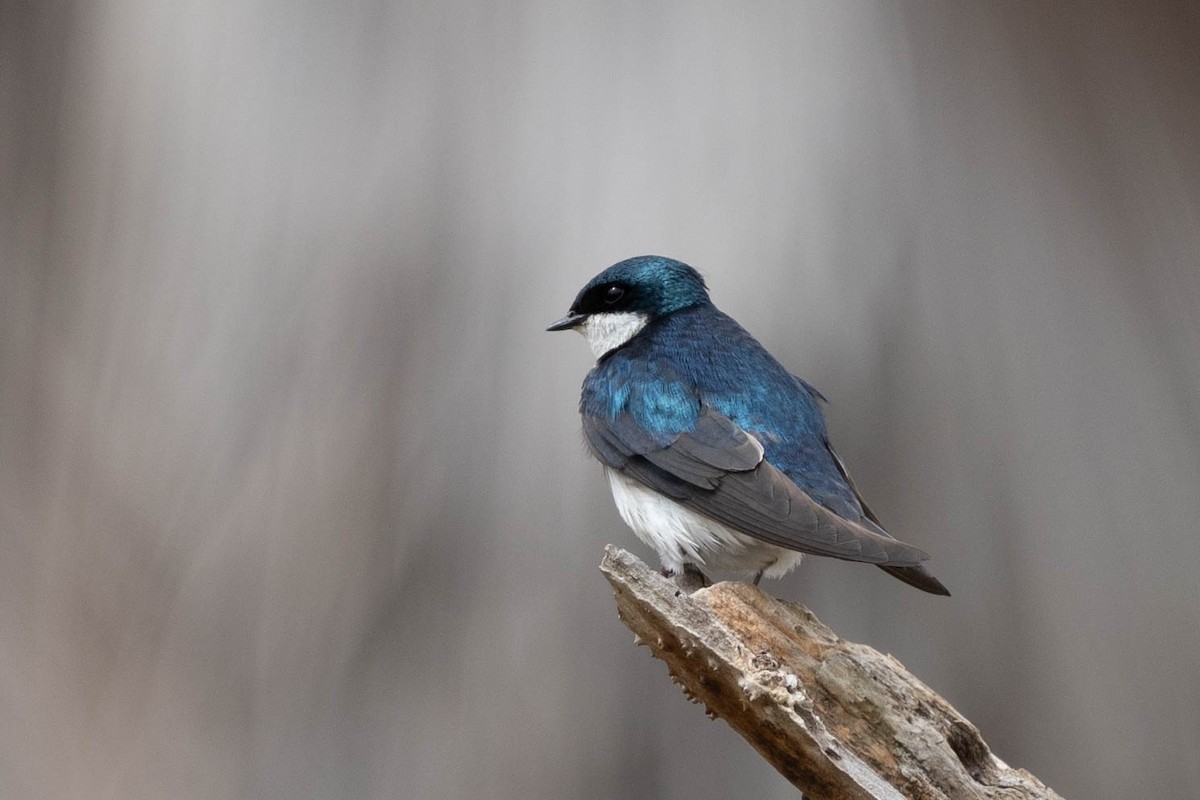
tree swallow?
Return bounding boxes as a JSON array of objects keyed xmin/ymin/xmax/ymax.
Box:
[{"xmin": 548, "ymin": 255, "xmax": 949, "ymax": 595}]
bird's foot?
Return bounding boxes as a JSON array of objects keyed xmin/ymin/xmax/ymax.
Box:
[
  {"xmin": 662, "ymin": 564, "xmax": 711, "ymax": 593},
  {"xmin": 751, "ymin": 558, "xmax": 778, "ymax": 587}
]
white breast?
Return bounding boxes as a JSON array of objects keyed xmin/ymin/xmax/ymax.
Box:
[{"xmin": 605, "ymin": 468, "xmax": 803, "ymax": 580}]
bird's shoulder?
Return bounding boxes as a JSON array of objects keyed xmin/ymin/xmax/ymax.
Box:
[
  {"xmin": 581, "ymin": 345, "xmax": 698, "ymax": 443},
  {"xmin": 581, "ymin": 305, "xmax": 824, "ymax": 434}
]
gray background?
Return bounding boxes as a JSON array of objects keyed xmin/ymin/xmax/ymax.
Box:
[{"xmin": 4, "ymin": 2, "xmax": 1199, "ymax": 798}]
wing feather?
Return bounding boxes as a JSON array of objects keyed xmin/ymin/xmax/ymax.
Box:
[
  {"xmin": 825, "ymin": 441, "xmax": 951, "ymax": 594},
  {"xmin": 584, "ymin": 406, "xmax": 930, "ymax": 566}
]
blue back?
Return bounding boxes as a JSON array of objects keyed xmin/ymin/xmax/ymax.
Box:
[{"xmin": 581, "ymin": 303, "xmax": 866, "ymax": 522}]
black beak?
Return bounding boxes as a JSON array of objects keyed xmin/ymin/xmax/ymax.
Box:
[{"xmin": 546, "ymin": 312, "xmax": 587, "ymax": 332}]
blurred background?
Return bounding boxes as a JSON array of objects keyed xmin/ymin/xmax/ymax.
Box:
[{"xmin": 3, "ymin": 1, "xmax": 1199, "ymax": 798}]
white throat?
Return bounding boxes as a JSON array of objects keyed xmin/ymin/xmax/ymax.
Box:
[{"xmin": 577, "ymin": 312, "xmax": 649, "ymax": 358}]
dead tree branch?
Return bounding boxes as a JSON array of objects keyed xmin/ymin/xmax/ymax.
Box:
[{"xmin": 599, "ymin": 546, "xmax": 1062, "ymax": 800}]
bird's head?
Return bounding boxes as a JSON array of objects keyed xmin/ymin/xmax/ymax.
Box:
[{"xmin": 547, "ymin": 255, "xmax": 710, "ymax": 358}]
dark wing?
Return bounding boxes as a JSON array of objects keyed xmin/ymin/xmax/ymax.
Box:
[
  {"xmin": 826, "ymin": 442, "xmax": 951, "ymax": 595},
  {"xmin": 823, "ymin": 442, "xmax": 887, "ymax": 532},
  {"xmin": 584, "ymin": 406, "xmax": 931, "ymax": 566}
]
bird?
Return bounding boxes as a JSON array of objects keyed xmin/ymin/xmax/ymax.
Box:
[{"xmin": 547, "ymin": 255, "xmax": 949, "ymax": 595}]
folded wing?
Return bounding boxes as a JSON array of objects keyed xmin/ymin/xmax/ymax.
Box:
[{"xmin": 583, "ymin": 405, "xmax": 930, "ymax": 566}]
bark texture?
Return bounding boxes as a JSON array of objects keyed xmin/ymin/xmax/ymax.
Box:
[{"xmin": 600, "ymin": 546, "xmax": 1063, "ymax": 800}]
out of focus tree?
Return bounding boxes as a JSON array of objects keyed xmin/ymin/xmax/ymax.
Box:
[{"xmin": 2, "ymin": 2, "xmax": 1197, "ymax": 798}]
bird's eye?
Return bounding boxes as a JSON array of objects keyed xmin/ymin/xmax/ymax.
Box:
[{"xmin": 604, "ymin": 285, "xmax": 625, "ymax": 304}]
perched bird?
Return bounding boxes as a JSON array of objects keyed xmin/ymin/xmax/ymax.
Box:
[{"xmin": 547, "ymin": 255, "xmax": 949, "ymax": 595}]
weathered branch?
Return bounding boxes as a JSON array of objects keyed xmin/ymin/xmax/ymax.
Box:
[{"xmin": 599, "ymin": 546, "xmax": 1062, "ymax": 800}]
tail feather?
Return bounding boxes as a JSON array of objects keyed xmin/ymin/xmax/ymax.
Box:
[{"xmin": 878, "ymin": 563, "xmax": 951, "ymax": 596}]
